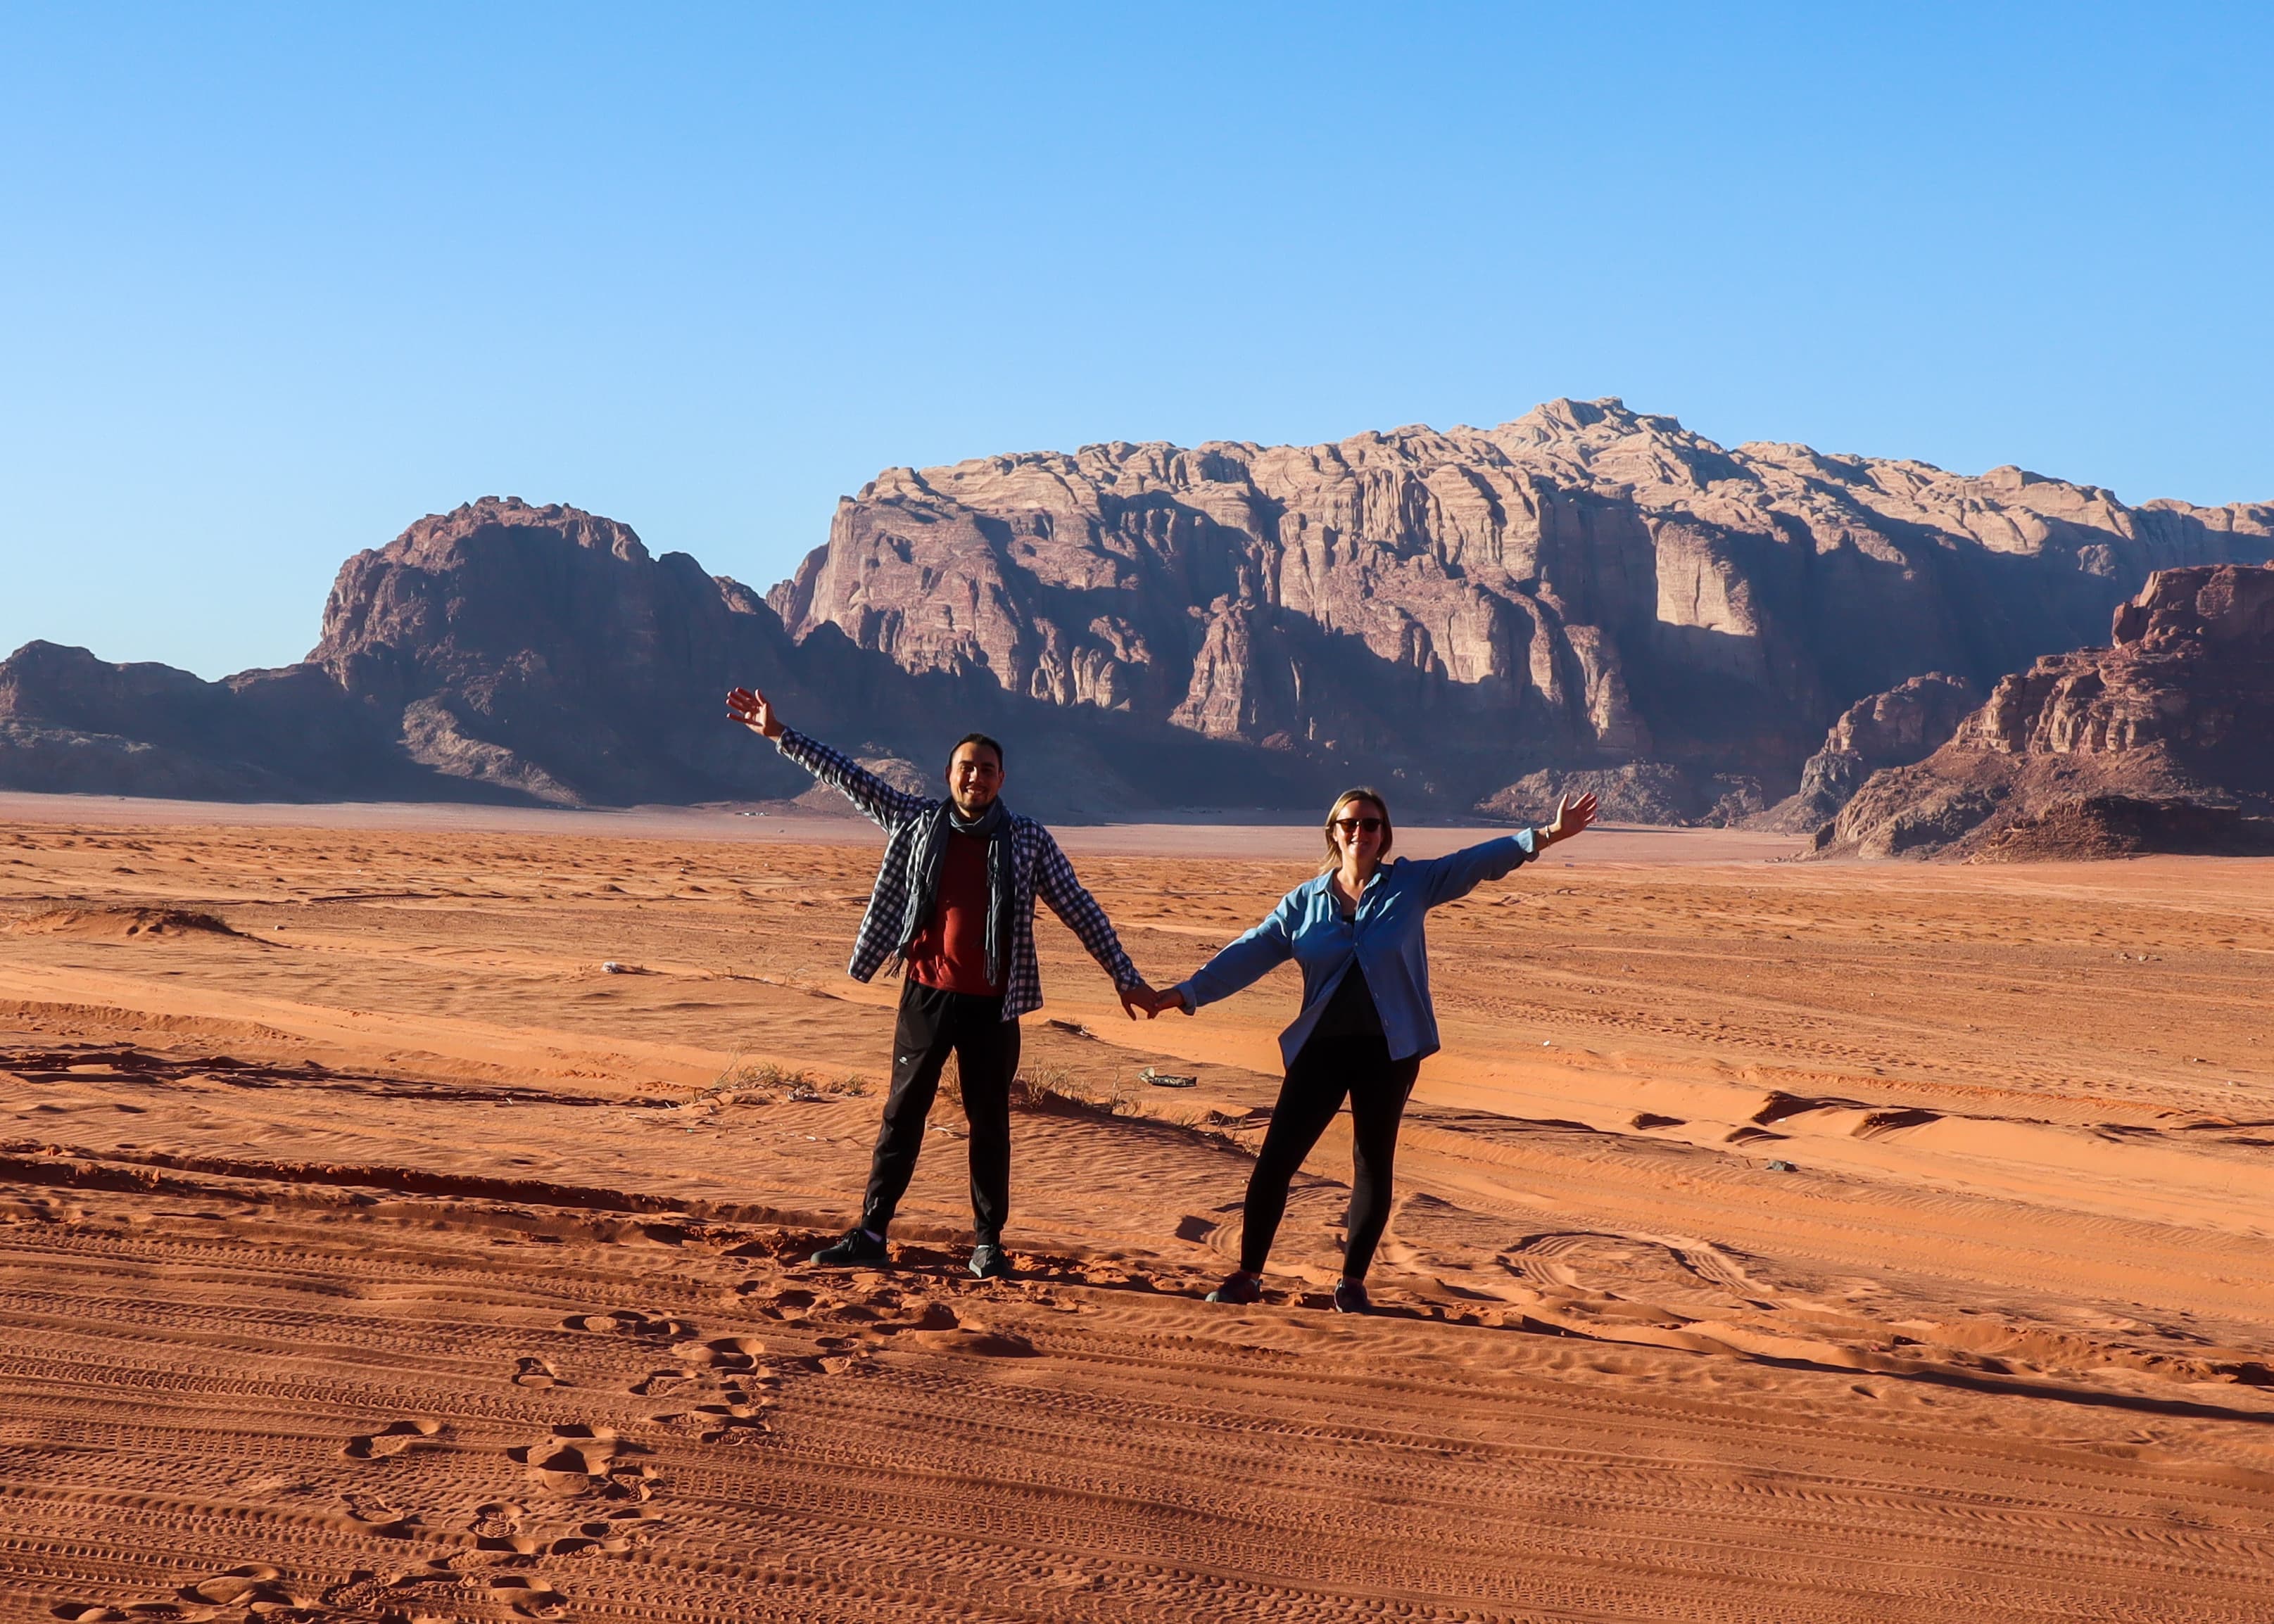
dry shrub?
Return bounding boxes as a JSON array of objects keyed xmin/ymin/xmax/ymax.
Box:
[
  {"xmin": 689, "ymin": 1055, "xmax": 873, "ymax": 1110},
  {"xmin": 1010, "ymin": 1067, "xmax": 1137, "ymax": 1119}
]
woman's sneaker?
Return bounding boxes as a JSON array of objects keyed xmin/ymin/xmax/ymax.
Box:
[
  {"xmin": 809, "ymin": 1227, "xmax": 888, "ymax": 1267},
  {"xmin": 1332, "ymin": 1279, "xmax": 1372, "ymax": 1315},
  {"xmin": 968, "ymin": 1242, "xmax": 1012, "ymax": 1280},
  {"xmin": 1205, "ymin": 1270, "xmax": 1263, "ymax": 1305}
]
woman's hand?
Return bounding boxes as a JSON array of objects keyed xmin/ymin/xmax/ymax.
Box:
[
  {"xmin": 726, "ymin": 686, "xmax": 783, "ymax": 739},
  {"xmin": 1138, "ymin": 985, "xmax": 1191, "ymax": 1017},
  {"xmin": 1541, "ymin": 792, "xmax": 1598, "ymax": 845}
]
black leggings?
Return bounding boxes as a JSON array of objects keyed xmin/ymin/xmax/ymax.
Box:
[{"xmin": 1238, "ymin": 1036, "xmax": 1421, "ymax": 1279}]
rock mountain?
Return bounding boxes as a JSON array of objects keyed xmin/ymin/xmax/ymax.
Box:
[
  {"xmin": 1823, "ymin": 565, "xmax": 2274, "ymax": 859},
  {"xmin": 4, "ymin": 400, "xmax": 2270, "ymax": 820}
]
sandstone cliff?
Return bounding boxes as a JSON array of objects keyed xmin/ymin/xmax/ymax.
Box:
[
  {"xmin": 6, "ymin": 404, "xmax": 2272, "ymax": 820},
  {"xmin": 1755, "ymin": 673, "xmax": 1979, "ymax": 833},
  {"xmin": 1821, "ymin": 566, "xmax": 2274, "ymax": 858},
  {"xmin": 773, "ymin": 399, "xmax": 2274, "ymax": 811},
  {"xmin": 2, "ymin": 499, "xmax": 1314, "ymax": 815}
]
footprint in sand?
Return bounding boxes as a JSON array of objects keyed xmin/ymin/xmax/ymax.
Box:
[
  {"xmin": 484, "ymin": 1573, "xmax": 572, "ymax": 1620},
  {"xmin": 512, "ymin": 1355, "xmax": 564, "ymax": 1388},
  {"xmin": 670, "ymin": 1334, "xmax": 766, "ymax": 1373},
  {"xmin": 741, "ymin": 1286, "xmax": 840, "ymax": 1321},
  {"xmin": 629, "ymin": 1367, "xmax": 697, "ymax": 1397},
  {"xmin": 469, "ymin": 1499, "xmax": 526, "ymax": 1540},
  {"xmin": 651, "ymin": 1389, "xmax": 776, "ymax": 1444},
  {"xmin": 338, "ymin": 1490, "xmax": 433, "ymax": 1540},
  {"xmin": 49, "ymin": 1565, "xmax": 300, "ymax": 1621},
  {"xmin": 510, "ymin": 1423, "xmax": 655, "ymax": 1499},
  {"xmin": 180, "ymin": 1566, "xmax": 296, "ymax": 1607},
  {"xmin": 322, "ymin": 1559, "xmax": 488, "ymax": 1616},
  {"xmin": 560, "ymin": 1309, "xmax": 693, "ymax": 1338},
  {"xmin": 325, "ymin": 1556, "xmax": 573, "ymax": 1619},
  {"xmin": 344, "ymin": 1417, "xmax": 443, "ymax": 1459}
]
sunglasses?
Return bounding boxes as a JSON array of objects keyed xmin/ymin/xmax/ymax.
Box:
[{"xmin": 1331, "ymin": 816, "xmax": 1386, "ymax": 835}]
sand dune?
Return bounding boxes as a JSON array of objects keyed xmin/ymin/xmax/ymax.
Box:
[{"xmin": 1, "ymin": 801, "xmax": 2270, "ymax": 1619}]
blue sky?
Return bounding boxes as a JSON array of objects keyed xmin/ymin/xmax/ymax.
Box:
[{"xmin": 3, "ymin": 3, "xmax": 2269, "ymax": 678}]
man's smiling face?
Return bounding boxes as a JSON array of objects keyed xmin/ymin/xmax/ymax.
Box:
[{"xmin": 947, "ymin": 741, "xmax": 1004, "ymax": 815}]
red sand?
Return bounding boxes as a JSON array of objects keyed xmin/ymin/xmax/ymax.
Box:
[{"xmin": 1, "ymin": 799, "xmax": 2270, "ymax": 1619}]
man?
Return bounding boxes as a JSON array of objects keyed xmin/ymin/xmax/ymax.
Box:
[{"xmin": 726, "ymin": 685, "xmax": 1156, "ymax": 1280}]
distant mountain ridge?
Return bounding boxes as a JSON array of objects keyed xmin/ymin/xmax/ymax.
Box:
[
  {"xmin": 772, "ymin": 398, "xmax": 2273, "ymax": 806},
  {"xmin": 4, "ymin": 400, "xmax": 2270, "ymax": 820}
]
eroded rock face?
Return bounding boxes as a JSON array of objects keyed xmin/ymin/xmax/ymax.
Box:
[
  {"xmin": 0, "ymin": 500, "xmax": 859, "ymax": 806},
  {"xmin": 1, "ymin": 499, "xmax": 1324, "ymax": 813},
  {"xmin": 6, "ymin": 407, "xmax": 2272, "ymax": 818},
  {"xmin": 778, "ymin": 400, "xmax": 2274, "ymax": 803},
  {"xmin": 0, "ymin": 640, "xmax": 411, "ymax": 799},
  {"xmin": 1756, "ymin": 673, "xmax": 1978, "ymax": 833},
  {"xmin": 1823, "ymin": 566, "xmax": 2274, "ymax": 858},
  {"xmin": 1474, "ymin": 763, "xmax": 1766, "ymax": 828},
  {"xmin": 308, "ymin": 497, "xmax": 832, "ymax": 804}
]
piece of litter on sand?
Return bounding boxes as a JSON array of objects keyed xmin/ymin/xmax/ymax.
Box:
[
  {"xmin": 602, "ymin": 961, "xmax": 629, "ymax": 974},
  {"xmin": 1766, "ymin": 1159, "xmax": 1798, "ymax": 1173},
  {"xmin": 1140, "ymin": 1067, "xmax": 1196, "ymax": 1089},
  {"xmin": 1541, "ymin": 1039, "xmax": 1552, "ymax": 1047}
]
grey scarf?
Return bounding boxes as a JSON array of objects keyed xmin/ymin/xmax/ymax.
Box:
[{"xmin": 896, "ymin": 797, "xmax": 1013, "ymax": 987}]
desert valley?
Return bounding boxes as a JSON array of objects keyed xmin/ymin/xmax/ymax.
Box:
[
  {"xmin": 6, "ymin": 393, "xmax": 2274, "ymax": 1622},
  {"xmin": 1, "ymin": 791, "xmax": 2270, "ymax": 1620},
  {"xmin": 14, "ymin": 10, "xmax": 2274, "ymax": 1617}
]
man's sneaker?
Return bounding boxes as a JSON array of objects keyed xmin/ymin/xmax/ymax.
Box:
[
  {"xmin": 1332, "ymin": 1279, "xmax": 1372, "ymax": 1315},
  {"xmin": 968, "ymin": 1243, "xmax": 1013, "ymax": 1281},
  {"xmin": 809, "ymin": 1227, "xmax": 888, "ymax": 1267},
  {"xmin": 1205, "ymin": 1269, "xmax": 1262, "ymax": 1305}
]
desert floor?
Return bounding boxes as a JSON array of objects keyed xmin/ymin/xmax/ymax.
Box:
[{"xmin": 1, "ymin": 794, "xmax": 2270, "ymax": 1622}]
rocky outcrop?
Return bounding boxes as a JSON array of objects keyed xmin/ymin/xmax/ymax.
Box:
[
  {"xmin": 777, "ymin": 400, "xmax": 2274, "ymax": 807},
  {"xmin": 1821, "ymin": 566, "xmax": 2274, "ymax": 858},
  {"xmin": 1474, "ymin": 763, "xmax": 1766, "ymax": 828},
  {"xmin": 6, "ymin": 405, "xmax": 2273, "ymax": 819},
  {"xmin": 0, "ymin": 640, "xmax": 415, "ymax": 800},
  {"xmin": 1755, "ymin": 673, "xmax": 1978, "ymax": 832},
  {"xmin": 1, "ymin": 498, "xmax": 1320, "ymax": 816},
  {"xmin": 1968, "ymin": 797, "xmax": 2274, "ymax": 861}
]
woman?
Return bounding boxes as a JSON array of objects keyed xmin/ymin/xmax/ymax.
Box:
[{"xmin": 1153, "ymin": 787, "xmax": 1597, "ymax": 1314}]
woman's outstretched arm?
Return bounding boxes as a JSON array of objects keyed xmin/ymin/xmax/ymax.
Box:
[
  {"xmin": 1417, "ymin": 792, "xmax": 1600, "ymax": 906},
  {"xmin": 1154, "ymin": 889, "xmax": 1303, "ymax": 1014}
]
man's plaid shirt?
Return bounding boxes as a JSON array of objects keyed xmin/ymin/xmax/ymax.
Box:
[{"xmin": 774, "ymin": 728, "xmax": 1141, "ymax": 1020}]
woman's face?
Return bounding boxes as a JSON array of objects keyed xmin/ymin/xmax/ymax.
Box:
[{"xmin": 1330, "ymin": 799, "xmax": 1388, "ymax": 866}]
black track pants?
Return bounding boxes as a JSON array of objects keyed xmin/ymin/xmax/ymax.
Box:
[
  {"xmin": 1238, "ymin": 1035, "xmax": 1421, "ymax": 1279},
  {"xmin": 861, "ymin": 979, "xmax": 1021, "ymax": 1244}
]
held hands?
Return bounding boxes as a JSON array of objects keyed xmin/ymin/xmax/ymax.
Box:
[
  {"xmin": 1118, "ymin": 982, "xmax": 1190, "ymax": 1020},
  {"xmin": 1540, "ymin": 792, "xmax": 1598, "ymax": 845},
  {"xmin": 726, "ymin": 686, "xmax": 784, "ymax": 740}
]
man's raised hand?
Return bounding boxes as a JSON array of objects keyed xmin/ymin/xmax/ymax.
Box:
[{"xmin": 726, "ymin": 686, "xmax": 783, "ymax": 740}]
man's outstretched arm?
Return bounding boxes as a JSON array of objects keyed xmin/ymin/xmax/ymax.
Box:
[
  {"xmin": 1030, "ymin": 830, "xmax": 1156, "ymax": 1020},
  {"xmin": 726, "ymin": 685, "xmax": 931, "ymax": 831}
]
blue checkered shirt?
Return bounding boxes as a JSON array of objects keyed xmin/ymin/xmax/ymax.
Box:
[{"xmin": 775, "ymin": 728, "xmax": 1141, "ymax": 1020}]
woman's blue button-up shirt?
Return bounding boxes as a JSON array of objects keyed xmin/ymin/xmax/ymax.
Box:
[{"xmin": 1175, "ymin": 832, "xmax": 1542, "ymax": 1067}]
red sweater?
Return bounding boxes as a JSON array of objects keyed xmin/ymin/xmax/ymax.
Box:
[{"xmin": 903, "ymin": 832, "xmax": 1002, "ymax": 995}]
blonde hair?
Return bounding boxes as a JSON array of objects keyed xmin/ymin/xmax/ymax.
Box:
[{"xmin": 1320, "ymin": 788, "xmax": 1394, "ymax": 873}]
